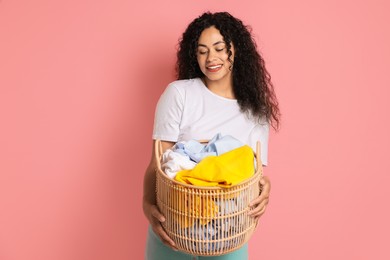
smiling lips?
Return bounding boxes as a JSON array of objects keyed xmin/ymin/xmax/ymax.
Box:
[{"xmin": 206, "ymin": 64, "xmax": 222, "ymax": 72}]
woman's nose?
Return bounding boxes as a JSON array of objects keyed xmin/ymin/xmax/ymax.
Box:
[{"xmin": 206, "ymin": 50, "xmax": 217, "ymax": 62}]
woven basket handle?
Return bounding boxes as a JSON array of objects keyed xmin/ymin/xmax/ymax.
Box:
[
  {"xmin": 155, "ymin": 139, "xmax": 163, "ymax": 170},
  {"xmin": 255, "ymin": 141, "xmax": 262, "ymax": 175}
]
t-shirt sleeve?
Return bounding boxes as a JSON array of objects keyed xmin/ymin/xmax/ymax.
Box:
[
  {"xmin": 152, "ymin": 83, "xmax": 184, "ymax": 142},
  {"xmin": 248, "ymin": 122, "xmax": 270, "ymax": 166}
]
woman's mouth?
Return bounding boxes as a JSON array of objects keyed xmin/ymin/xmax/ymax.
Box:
[{"xmin": 206, "ymin": 64, "xmax": 222, "ymax": 72}]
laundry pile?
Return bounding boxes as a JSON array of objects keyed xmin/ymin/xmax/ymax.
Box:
[
  {"xmin": 162, "ymin": 133, "xmax": 254, "ymax": 186},
  {"xmin": 160, "ymin": 134, "xmax": 256, "ymax": 253}
]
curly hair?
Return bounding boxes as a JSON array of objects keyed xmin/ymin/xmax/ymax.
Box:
[{"xmin": 176, "ymin": 12, "xmax": 280, "ymax": 129}]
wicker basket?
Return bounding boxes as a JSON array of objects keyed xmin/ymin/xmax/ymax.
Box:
[{"xmin": 155, "ymin": 139, "xmax": 262, "ymax": 256}]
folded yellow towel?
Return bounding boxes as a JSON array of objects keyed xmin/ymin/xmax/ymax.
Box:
[{"xmin": 175, "ymin": 145, "xmax": 255, "ymax": 187}]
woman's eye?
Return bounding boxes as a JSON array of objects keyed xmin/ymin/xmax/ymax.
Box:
[
  {"xmin": 198, "ymin": 50, "xmax": 207, "ymax": 55},
  {"xmin": 216, "ymin": 48, "xmax": 225, "ymax": 52}
]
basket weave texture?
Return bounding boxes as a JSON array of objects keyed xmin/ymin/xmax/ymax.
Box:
[{"xmin": 155, "ymin": 139, "xmax": 262, "ymax": 256}]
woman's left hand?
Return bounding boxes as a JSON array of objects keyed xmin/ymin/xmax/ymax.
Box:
[{"xmin": 248, "ymin": 175, "xmax": 271, "ymax": 221}]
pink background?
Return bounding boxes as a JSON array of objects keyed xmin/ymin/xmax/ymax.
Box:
[{"xmin": 1, "ymin": 0, "xmax": 389, "ymax": 259}]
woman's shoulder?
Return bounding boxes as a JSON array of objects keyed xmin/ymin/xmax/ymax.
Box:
[
  {"xmin": 159, "ymin": 78, "xmax": 203, "ymax": 104},
  {"xmin": 166, "ymin": 78, "xmax": 202, "ymax": 93}
]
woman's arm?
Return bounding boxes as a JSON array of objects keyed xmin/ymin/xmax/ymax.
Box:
[{"xmin": 142, "ymin": 140, "xmax": 178, "ymax": 250}]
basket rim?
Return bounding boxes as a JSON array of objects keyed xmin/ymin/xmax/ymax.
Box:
[{"xmin": 155, "ymin": 139, "xmax": 263, "ymax": 190}]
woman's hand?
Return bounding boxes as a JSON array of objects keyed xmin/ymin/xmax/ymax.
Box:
[
  {"xmin": 248, "ymin": 175, "xmax": 271, "ymax": 221},
  {"xmin": 143, "ymin": 140, "xmax": 177, "ymax": 250},
  {"xmin": 143, "ymin": 201, "xmax": 178, "ymax": 251}
]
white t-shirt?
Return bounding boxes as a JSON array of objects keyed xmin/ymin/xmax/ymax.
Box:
[{"xmin": 152, "ymin": 78, "xmax": 269, "ymax": 165}]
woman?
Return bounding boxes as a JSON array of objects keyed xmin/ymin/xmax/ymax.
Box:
[{"xmin": 143, "ymin": 11, "xmax": 280, "ymax": 260}]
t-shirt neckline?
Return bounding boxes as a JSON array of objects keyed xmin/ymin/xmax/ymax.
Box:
[{"xmin": 196, "ymin": 78, "xmax": 238, "ymax": 102}]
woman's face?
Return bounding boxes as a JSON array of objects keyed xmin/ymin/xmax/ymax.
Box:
[{"xmin": 196, "ymin": 26, "xmax": 234, "ymax": 83}]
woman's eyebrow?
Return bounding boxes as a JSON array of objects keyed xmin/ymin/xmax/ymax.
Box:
[{"xmin": 197, "ymin": 41, "xmax": 226, "ymax": 47}]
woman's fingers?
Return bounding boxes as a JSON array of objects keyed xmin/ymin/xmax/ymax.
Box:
[
  {"xmin": 248, "ymin": 176, "xmax": 271, "ymax": 217},
  {"xmin": 149, "ymin": 205, "xmax": 177, "ymax": 250},
  {"xmin": 249, "ymin": 176, "xmax": 270, "ymax": 207},
  {"xmin": 150, "ymin": 205, "xmax": 165, "ymax": 222},
  {"xmin": 249, "ymin": 194, "xmax": 261, "ymax": 207},
  {"xmin": 248, "ymin": 198, "xmax": 268, "ymax": 217},
  {"xmin": 258, "ymin": 176, "xmax": 271, "ymax": 201},
  {"xmin": 254, "ymin": 206, "xmax": 266, "ymax": 222},
  {"xmin": 152, "ymin": 221, "xmax": 177, "ymax": 249}
]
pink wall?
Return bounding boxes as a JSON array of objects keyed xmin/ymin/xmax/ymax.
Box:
[{"xmin": 1, "ymin": 0, "xmax": 389, "ymax": 259}]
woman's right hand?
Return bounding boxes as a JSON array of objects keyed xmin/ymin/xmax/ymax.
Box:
[
  {"xmin": 143, "ymin": 140, "xmax": 177, "ymax": 250},
  {"xmin": 143, "ymin": 201, "xmax": 178, "ymax": 251}
]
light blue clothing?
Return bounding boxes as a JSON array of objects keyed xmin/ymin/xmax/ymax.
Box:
[
  {"xmin": 173, "ymin": 134, "xmax": 244, "ymax": 163},
  {"xmin": 145, "ymin": 226, "xmax": 248, "ymax": 260},
  {"xmin": 174, "ymin": 140, "xmax": 215, "ymax": 163},
  {"xmin": 203, "ymin": 133, "xmax": 243, "ymax": 156}
]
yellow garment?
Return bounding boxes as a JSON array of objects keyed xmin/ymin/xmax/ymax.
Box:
[
  {"xmin": 173, "ymin": 190, "xmax": 219, "ymax": 228},
  {"xmin": 175, "ymin": 145, "xmax": 255, "ymax": 188},
  {"xmin": 172, "ymin": 145, "xmax": 255, "ymax": 228}
]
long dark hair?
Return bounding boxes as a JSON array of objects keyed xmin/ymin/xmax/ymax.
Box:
[{"xmin": 176, "ymin": 12, "xmax": 280, "ymax": 129}]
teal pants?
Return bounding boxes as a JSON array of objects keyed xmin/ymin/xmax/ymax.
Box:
[{"xmin": 145, "ymin": 226, "xmax": 248, "ymax": 260}]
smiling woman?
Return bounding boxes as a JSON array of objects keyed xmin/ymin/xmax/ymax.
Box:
[{"xmin": 143, "ymin": 11, "xmax": 280, "ymax": 260}]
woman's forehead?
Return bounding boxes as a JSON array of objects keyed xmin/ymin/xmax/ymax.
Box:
[{"xmin": 197, "ymin": 27, "xmax": 225, "ymax": 46}]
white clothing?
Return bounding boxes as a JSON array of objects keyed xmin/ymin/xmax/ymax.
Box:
[
  {"xmin": 153, "ymin": 78, "xmax": 269, "ymax": 165},
  {"xmin": 161, "ymin": 149, "xmax": 196, "ymax": 179}
]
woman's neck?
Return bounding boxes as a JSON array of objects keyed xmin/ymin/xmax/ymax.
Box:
[{"xmin": 203, "ymin": 76, "xmax": 235, "ymax": 99}]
